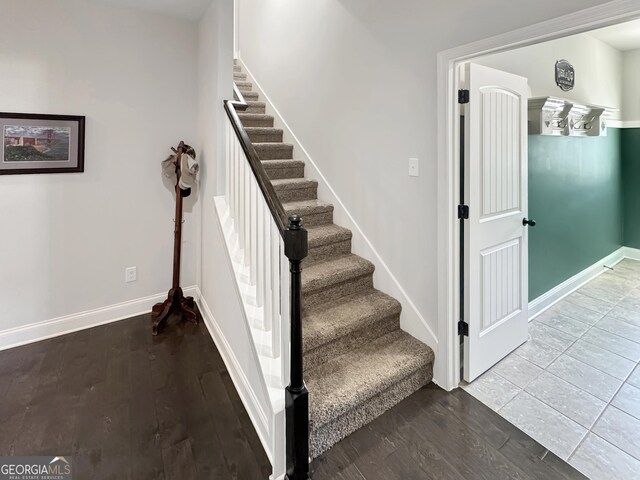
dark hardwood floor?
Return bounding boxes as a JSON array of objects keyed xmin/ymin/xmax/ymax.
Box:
[
  {"xmin": 0, "ymin": 313, "xmax": 270, "ymax": 480},
  {"xmin": 311, "ymin": 385, "xmax": 587, "ymax": 480},
  {"xmin": 0, "ymin": 313, "xmax": 587, "ymax": 480}
]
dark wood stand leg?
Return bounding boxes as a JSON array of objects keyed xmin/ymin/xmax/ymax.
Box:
[
  {"xmin": 151, "ymin": 287, "xmax": 198, "ymax": 336},
  {"xmin": 152, "ymin": 141, "xmax": 199, "ymax": 336}
]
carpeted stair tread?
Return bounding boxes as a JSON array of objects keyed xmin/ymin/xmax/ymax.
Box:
[
  {"xmin": 306, "ymin": 224, "xmax": 352, "ymax": 248},
  {"xmin": 245, "ymin": 127, "xmax": 283, "ymax": 143},
  {"xmin": 271, "ymin": 178, "xmax": 318, "ymax": 190},
  {"xmin": 244, "ymin": 101, "xmax": 266, "ymax": 114},
  {"xmin": 242, "ymin": 91, "xmax": 259, "ymax": 101},
  {"xmin": 283, "ymin": 199, "xmax": 333, "ymax": 217},
  {"xmin": 302, "ymin": 254, "xmax": 374, "ymax": 294},
  {"xmin": 305, "ymin": 224, "xmax": 352, "ymax": 265},
  {"xmin": 236, "ymin": 81, "xmax": 253, "ymax": 91},
  {"xmin": 245, "ymin": 126, "xmax": 281, "ymax": 134},
  {"xmin": 239, "ymin": 114, "xmax": 275, "ymax": 127},
  {"xmin": 261, "ymin": 159, "xmax": 305, "ymax": 180},
  {"xmin": 253, "ymin": 142, "xmax": 293, "ymax": 160},
  {"xmin": 233, "ymin": 65, "xmax": 241, "ymax": 72},
  {"xmin": 303, "ymin": 289, "xmax": 401, "ymax": 353},
  {"xmin": 306, "ymin": 329, "xmax": 434, "ymax": 430},
  {"xmin": 261, "ymin": 159, "xmax": 305, "ymax": 168},
  {"xmin": 271, "ymin": 178, "xmax": 317, "ymax": 202}
]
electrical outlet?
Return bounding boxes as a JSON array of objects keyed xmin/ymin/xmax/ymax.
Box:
[
  {"xmin": 408, "ymin": 158, "xmax": 419, "ymax": 177},
  {"xmin": 125, "ymin": 266, "xmax": 137, "ymax": 283}
]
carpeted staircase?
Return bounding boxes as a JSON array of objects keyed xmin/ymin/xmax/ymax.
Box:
[{"xmin": 234, "ymin": 64, "xmax": 435, "ymax": 458}]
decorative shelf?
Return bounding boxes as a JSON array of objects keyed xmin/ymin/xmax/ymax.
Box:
[{"xmin": 528, "ymin": 96, "xmax": 618, "ymax": 137}]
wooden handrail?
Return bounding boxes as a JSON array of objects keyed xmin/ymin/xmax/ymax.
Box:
[
  {"xmin": 232, "ymin": 83, "xmax": 248, "ymax": 108},
  {"xmin": 224, "ymin": 88, "xmax": 288, "ymax": 236}
]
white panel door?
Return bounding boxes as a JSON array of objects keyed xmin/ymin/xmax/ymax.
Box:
[{"xmin": 463, "ymin": 63, "xmax": 530, "ymax": 382}]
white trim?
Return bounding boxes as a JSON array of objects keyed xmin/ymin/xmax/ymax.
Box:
[
  {"xmin": 0, "ymin": 286, "xmax": 197, "ymax": 352},
  {"xmin": 609, "ymin": 120, "xmax": 640, "ymax": 128},
  {"xmin": 527, "ymin": 248, "xmax": 625, "ymax": 320},
  {"xmin": 621, "ymin": 246, "xmax": 640, "ymax": 261},
  {"xmin": 233, "ymin": 0, "xmax": 239, "ymax": 59},
  {"xmin": 237, "ymin": 57, "xmax": 440, "ymax": 382},
  {"xmin": 437, "ymin": 1, "xmax": 640, "ymax": 391}
]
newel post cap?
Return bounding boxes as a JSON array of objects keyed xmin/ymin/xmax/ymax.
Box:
[{"xmin": 284, "ymin": 215, "xmax": 308, "ymax": 261}]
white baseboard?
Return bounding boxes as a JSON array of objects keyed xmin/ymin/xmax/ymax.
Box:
[
  {"xmin": 621, "ymin": 246, "xmax": 640, "ymax": 261},
  {"xmin": 528, "ymin": 248, "xmax": 625, "ymax": 320},
  {"xmin": 0, "ymin": 286, "xmax": 197, "ymax": 352},
  {"xmin": 237, "ymin": 58, "xmax": 440, "ymax": 383}
]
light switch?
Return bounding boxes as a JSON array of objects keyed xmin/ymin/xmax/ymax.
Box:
[{"xmin": 409, "ymin": 158, "xmax": 419, "ymax": 177}]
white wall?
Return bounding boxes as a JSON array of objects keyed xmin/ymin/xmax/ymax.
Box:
[
  {"xmin": 197, "ymin": 0, "xmax": 234, "ymax": 313},
  {"xmin": 623, "ymin": 48, "xmax": 640, "ymax": 122},
  {"xmin": 0, "ymin": 0, "xmax": 198, "ymax": 332},
  {"xmin": 237, "ymin": 0, "xmax": 613, "ymax": 346},
  {"xmin": 475, "ymin": 33, "xmax": 623, "ymax": 117}
]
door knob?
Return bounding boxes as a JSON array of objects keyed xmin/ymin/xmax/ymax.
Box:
[{"xmin": 523, "ymin": 218, "xmax": 536, "ymax": 227}]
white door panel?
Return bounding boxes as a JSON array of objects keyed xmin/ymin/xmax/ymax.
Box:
[{"xmin": 463, "ymin": 63, "xmax": 529, "ymax": 382}]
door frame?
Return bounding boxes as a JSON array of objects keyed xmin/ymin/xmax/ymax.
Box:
[
  {"xmin": 233, "ymin": 0, "xmax": 239, "ymax": 59},
  {"xmin": 435, "ymin": 0, "xmax": 640, "ymax": 391}
]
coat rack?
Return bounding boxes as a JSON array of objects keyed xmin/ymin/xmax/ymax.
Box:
[{"xmin": 152, "ymin": 141, "xmax": 198, "ymax": 335}]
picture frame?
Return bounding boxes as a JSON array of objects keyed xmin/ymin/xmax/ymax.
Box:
[{"xmin": 0, "ymin": 113, "xmax": 85, "ymax": 175}]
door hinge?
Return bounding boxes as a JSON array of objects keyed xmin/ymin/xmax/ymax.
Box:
[
  {"xmin": 458, "ymin": 320, "xmax": 469, "ymax": 336},
  {"xmin": 458, "ymin": 204, "xmax": 469, "ymax": 219},
  {"xmin": 458, "ymin": 89, "xmax": 470, "ymax": 104}
]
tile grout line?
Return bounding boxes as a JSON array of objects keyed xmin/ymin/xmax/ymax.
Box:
[
  {"xmin": 508, "ymin": 304, "xmax": 639, "ymax": 459},
  {"xmin": 562, "ymin": 272, "xmax": 640, "ymax": 460},
  {"xmin": 470, "ymin": 262, "xmax": 640, "ymax": 472},
  {"xmin": 568, "ymin": 363, "xmax": 639, "ymax": 462},
  {"xmin": 472, "ymin": 356, "xmax": 638, "ymax": 464}
]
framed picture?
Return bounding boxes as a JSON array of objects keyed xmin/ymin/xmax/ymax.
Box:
[{"xmin": 0, "ymin": 113, "xmax": 85, "ymax": 175}]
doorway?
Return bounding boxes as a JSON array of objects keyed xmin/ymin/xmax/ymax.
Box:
[
  {"xmin": 436, "ymin": 0, "xmax": 640, "ymax": 391},
  {"xmin": 447, "ymin": 14, "xmax": 640, "ymax": 479}
]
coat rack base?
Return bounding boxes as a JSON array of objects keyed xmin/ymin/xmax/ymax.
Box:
[{"xmin": 151, "ymin": 286, "xmax": 198, "ymax": 335}]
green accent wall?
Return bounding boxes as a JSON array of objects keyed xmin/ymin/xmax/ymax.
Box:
[
  {"xmin": 622, "ymin": 128, "xmax": 640, "ymax": 249},
  {"xmin": 528, "ymin": 129, "xmax": 623, "ymax": 300}
]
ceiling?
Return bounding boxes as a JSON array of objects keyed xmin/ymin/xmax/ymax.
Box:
[
  {"xmin": 83, "ymin": 0, "xmax": 212, "ymax": 21},
  {"xmin": 590, "ymin": 19, "xmax": 640, "ymax": 51}
]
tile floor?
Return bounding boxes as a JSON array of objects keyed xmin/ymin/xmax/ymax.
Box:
[{"xmin": 463, "ymin": 258, "xmax": 640, "ymax": 480}]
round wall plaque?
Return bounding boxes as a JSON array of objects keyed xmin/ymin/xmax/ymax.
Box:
[{"xmin": 555, "ymin": 59, "xmax": 575, "ymax": 92}]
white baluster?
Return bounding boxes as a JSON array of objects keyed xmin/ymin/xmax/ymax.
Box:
[
  {"xmin": 243, "ymin": 154, "xmax": 249, "ymax": 252},
  {"xmin": 263, "ymin": 205, "xmax": 273, "ymax": 331},
  {"xmin": 256, "ymin": 196, "xmax": 265, "ymax": 307},
  {"xmin": 230, "ymin": 130, "xmax": 236, "ymax": 216},
  {"xmin": 238, "ymin": 152, "xmax": 245, "ymax": 249},
  {"xmin": 245, "ymin": 173, "xmax": 257, "ymax": 272},
  {"xmin": 225, "ymin": 123, "xmax": 229, "ymax": 202},
  {"xmin": 234, "ymin": 137, "xmax": 239, "ymax": 222},
  {"xmin": 272, "ymin": 223, "xmax": 282, "ymax": 359}
]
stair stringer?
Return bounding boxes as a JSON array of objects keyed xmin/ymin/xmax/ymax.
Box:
[
  {"xmin": 237, "ymin": 58, "xmax": 441, "ymax": 385},
  {"xmin": 210, "ymin": 195, "xmax": 287, "ymax": 480}
]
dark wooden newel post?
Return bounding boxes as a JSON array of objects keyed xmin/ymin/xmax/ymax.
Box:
[
  {"xmin": 284, "ymin": 215, "xmax": 310, "ymax": 480},
  {"xmin": 151, "ymin": 141, "xmax": 199, "ymax": 335}
]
